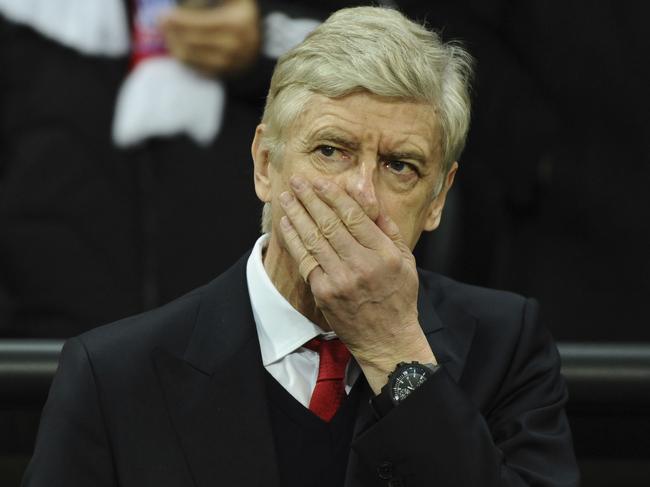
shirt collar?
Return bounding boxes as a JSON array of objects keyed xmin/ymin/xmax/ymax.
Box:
[{"xmin": 246, "ymin": 234, "xmax": 335, "ymax": 367}]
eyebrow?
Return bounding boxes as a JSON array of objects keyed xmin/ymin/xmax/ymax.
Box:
[
  {"xmin": 382, "ymin": 150, "xmax": 428, "ymax": 165},
  {"xmin": 307, "ymin": 128, "xmax": 360, "ymax": 151},
  {"xmin": 308, "ymin": 127, "xmax": 430, "ymax": 166}
]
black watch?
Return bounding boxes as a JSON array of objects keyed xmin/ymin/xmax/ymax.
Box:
[{"xmin": 370, "ymin": 361, "xmax": 439, "ymax": 417}]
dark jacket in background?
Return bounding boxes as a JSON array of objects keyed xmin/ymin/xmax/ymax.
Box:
[
  {"xmin": 0, "ymin": 16, "xmax": 262, "ymax": 336},
  {"xmin": 412, "ymin": 0, "xmax": 650, "ymax": 341}
]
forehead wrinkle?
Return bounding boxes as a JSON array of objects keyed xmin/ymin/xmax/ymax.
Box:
[
  {"xmin": 369, "ymin": 103, "xmax": 439, "ymax": 160},
  {"xmin": 292, "ymin": 93, "xmax": 441, "ymax": 163},
  {"xmin": 300, "ymin": 96, "xmax": 385, "ymax": 138},
  {"xmin": 382, "ymin": 102, "xmax": 441, "ymax": 160}
]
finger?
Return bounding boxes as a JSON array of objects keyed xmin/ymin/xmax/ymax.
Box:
[
  {"xmin": 180, "ymin": 36, "xmax": 257, "ymax": 74},
  {"xmin": 162, "ymin": 25, "xmax": 241, "ymax": 52},
  {"xmin": 165, "ymin": 32, "xmax": 191, "ymax": 64},
  {"xmin": 164, "ymin": 34, "xmax": 233, "ymax": 74},
  {"xmin": 375, "ymin": 213, "xmax": 411, "ymax": 254},
  {"xmin": 288, "ymin": 176, "xmax": 360, "ymax": 260},
  {"xmin": 279, "ymin": 190, "xmax": 342, "ymax": 275},
  {"xmin": 279, "ymin": 216, "xmax": 323, "ymax": 283},
  {"xmin": 312, "ymin": 178, "xmax": 390, "ymax": 250},
  {"xmin": 161, "ymin": 6, "xmax": 235, "ymax": 32},
  {"xmin": 162, "ymin": 1, "xmax": 257, "ymax": 32},
  {"xmin": 183, "ymin": 48, "xmax": 233, "ymax": 75}
]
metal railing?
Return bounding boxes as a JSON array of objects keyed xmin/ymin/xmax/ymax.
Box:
[
  {"xmin": 0, "ymin": 340, "xmax": 63, "ymax": 406},
  {"xmin": 1, "ymin": 340, "xmax": 650, "ymax": 410},
  {"xmin": 558, "ymin": 342, "xmax": 650, "ymax": 411}
]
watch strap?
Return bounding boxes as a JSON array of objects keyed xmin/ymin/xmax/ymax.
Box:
[{"xmin": 370, "ymin": 361, "xmax": 439, "ymax": 418}]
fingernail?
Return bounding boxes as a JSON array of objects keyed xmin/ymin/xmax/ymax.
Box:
[
  {"xmin": 313, "ymin": 178, "xmax": 329, "ymax": 192},
  {"xmin": 290, "ymin": 176, "xmax": 306, "ymax": 191},
  {"xmin": 280, "ymin": 216, "xmax": 291, "ymax": 230},
  {"xmin": 279, "ymin": 191, "xmax": 294, "ymax": 206}
]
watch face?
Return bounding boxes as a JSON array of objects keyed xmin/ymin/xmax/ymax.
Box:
[{"xmin": 392, "ymin": 365, "xmax": 429, "ymax": 402}]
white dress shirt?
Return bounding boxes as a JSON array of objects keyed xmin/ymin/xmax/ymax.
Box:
[{"xmin": 246, "ymin": 234, "xmax": 359, "ymax": 408}]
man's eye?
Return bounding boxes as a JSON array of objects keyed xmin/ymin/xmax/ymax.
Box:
[
  {"xmin": 386, "ymin": 160, "xmax": 416, "ymax": 175},
  {"xmin": 318, "ymin": 145, "xmax": 337, "ymax": 157}
]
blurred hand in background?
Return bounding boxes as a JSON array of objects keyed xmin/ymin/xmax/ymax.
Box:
[{"xmin": 160, "ymin": 0, "xmax": 260, "ymax": 76}]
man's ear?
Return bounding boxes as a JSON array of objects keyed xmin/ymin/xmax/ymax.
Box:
[
  {"xmin": 251, "ymin": 124, "xmax": 273, "ymax": 203},
  {"xmin": 423, "ymin": 161, "xmax": 458, "ymax": 231}
]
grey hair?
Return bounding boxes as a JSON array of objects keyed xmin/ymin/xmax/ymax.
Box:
[{"xmin": 259, "ymin": 6, "xmax": 473, "ymax": 233}]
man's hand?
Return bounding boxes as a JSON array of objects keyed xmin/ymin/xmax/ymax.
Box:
[
  {"xmin": 278, "ymin": 175, "xmax": 436, "ymax": 394},
  {"xmin": 160, "ymin": 0, "xmax": 260, "ymax": 76}
]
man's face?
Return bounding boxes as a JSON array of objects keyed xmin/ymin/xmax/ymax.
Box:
[{"xmin": 253, "ymin": 92, "xmax": 456, "ymax": 250}]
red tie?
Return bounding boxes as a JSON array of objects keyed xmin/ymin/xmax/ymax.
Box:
[{"xmin": 304, "ymin": 337, "xmax": 351, "ymax": 422}]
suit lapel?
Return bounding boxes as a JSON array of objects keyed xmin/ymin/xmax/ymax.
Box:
[
  {"xmin": 416, "ymin": 273, "xmax": 477, "ymax": 383},
  {"xmin": 152, "ymin": 253, "xmax": 280, "ymax": 487}
]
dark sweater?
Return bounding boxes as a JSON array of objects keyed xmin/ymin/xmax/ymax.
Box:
[{"xmin": 264, "ymin": 371, "xmax": 362, "ymax": 487}]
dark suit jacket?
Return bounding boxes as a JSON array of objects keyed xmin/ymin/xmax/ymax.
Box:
[{"xmin": 22, "ymin": 252, "xmax": 579, "ymax": 486}]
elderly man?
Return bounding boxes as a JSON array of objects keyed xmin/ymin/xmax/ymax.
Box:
[{"xmin": 23, "ymin": 7, "xmax": 578, "ymax": 487}]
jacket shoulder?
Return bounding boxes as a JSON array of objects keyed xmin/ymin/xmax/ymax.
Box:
[
  {"xmin": 74, "ymin": 283, "xmax": 206, "ymax": 370},
  {"xmin": 419, "ymin": 268, "xmax": 530, "ymax": 325}
]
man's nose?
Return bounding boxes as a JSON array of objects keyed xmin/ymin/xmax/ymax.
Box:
[{"xmin": 343, "ymin": 159, "xmax": 380, "ymax": 221}]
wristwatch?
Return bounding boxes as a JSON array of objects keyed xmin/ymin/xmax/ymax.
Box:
[{"xmin": 370, "ymin": 361, "xmax": 439, "ymax": 417}]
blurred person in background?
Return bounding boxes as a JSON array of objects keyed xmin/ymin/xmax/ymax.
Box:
[
  {"xmin": 0, "ymin": 0, "xmax": 338, "ymax": 338},
  {"xmin": 0, "ymin": 0, "xmax": 266, "ymax": 337}
]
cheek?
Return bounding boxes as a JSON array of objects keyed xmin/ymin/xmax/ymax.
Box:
[
  {"xmin": 273, "ymin": 156, "xmax": 327, "ymax": 190},
  {"xmin": 268, "ymin": 161, "xmax": 293, "ymax": 198},
  {"xmin": 383, "ymin": 196, "xmax": 432, "ymax": 246}
]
